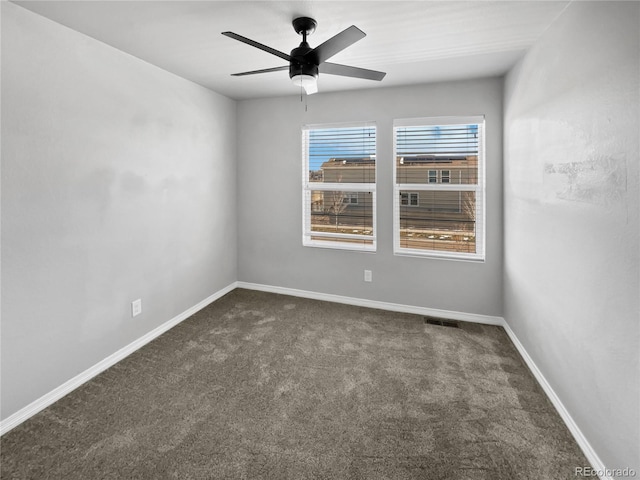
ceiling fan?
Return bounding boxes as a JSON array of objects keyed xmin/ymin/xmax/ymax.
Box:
[{"xmin": 222, "ymin": 17, "xmax": 386, "ymax": 95}]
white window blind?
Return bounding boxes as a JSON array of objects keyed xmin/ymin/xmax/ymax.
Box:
[
  {"xmin": 393, "ymin": 116, "xmax": 485, "ymax": 261},
  {"xmin": 302, "ymin": 123, "xmax": 376, "ymax": 251}
]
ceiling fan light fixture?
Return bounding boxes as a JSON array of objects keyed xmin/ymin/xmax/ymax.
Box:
[{"xmin": 291, "ymin": 73, "xmax": 318, "ymax": 94}]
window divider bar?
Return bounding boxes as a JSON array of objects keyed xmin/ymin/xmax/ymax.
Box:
[{"xmin": 394, "ymin": 183, "xmax": 478, "ymax": 192}]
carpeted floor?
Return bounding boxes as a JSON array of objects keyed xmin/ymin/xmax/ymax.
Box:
[{"xmin": 1, "ymin": 289, "xmax": 593, "ymax": 479}]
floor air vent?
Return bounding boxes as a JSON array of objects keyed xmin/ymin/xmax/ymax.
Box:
[{"xmin": 424, "ymin": 317, "xmax": 460, "ymax": 328}]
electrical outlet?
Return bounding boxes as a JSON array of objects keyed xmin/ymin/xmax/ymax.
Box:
[
  {"xmin": 131, "ymin": 299, "xmax": 142, "ymax": 317},
  {"xmin": 364, "ymin": 270, "xmax": 372, "ymax": 282}
]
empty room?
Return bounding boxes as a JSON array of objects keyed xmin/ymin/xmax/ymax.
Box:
[{"xmin": 1, "ymin": 1, "xmax": 638, "ymax": 479}]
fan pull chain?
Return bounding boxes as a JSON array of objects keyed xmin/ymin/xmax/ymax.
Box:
[
  {"xmin": 298, "ymin": 67, "xmax": 307, "ymax": 112},
  {"xmin": 300, "ymin": 89, "xmax": 308, "ymax": 111}
]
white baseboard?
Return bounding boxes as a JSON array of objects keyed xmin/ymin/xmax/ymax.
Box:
[
  {"xmin": 0, "ymin": 282, "xmax": 238, "ymax": 436},
  {"xmin": 501, "ymin": 322, "xmax": 611, "ymax": 480},
  {"xmin": 236, "ymin": 281, "xmax": 504, "ymax": 326}
]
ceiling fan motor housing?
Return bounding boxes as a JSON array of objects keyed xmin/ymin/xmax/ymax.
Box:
[{"xmin": 289, "ymin": 43, "xmax": 319, "ymax": 80}]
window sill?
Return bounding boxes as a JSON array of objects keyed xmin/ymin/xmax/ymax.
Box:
[
  {"xmin": 393, "ymin": 249, "xmax": 485, "ymax": 263},
  {"xmin": 303, "ymin": 240, "xmax": 376, "ymax": 253}
]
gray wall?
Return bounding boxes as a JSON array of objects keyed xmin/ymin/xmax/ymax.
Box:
[
  {"xmin": 1, "ymin": 3, "xmax": 237, "ymax": 420},
  {"xmin": 237, "ymin": 78, "xmax": 503, "ymax": 317},
  {"xmin": 504, "ymin": 1, "xmax": 639, "ymax": 474}
]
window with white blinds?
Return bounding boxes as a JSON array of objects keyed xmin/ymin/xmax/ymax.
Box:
[
  {"xmin": 302, "ymin": 123, "xmax": 376, "ymax": 251},
  {"xmin": 393, "ymin": 116, "xmax": 485, "ymax": 261}
]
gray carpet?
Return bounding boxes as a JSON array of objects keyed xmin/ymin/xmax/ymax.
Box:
[{"xmin": 1, "ymin": 289, "xmax": 593, "ymax": 479}]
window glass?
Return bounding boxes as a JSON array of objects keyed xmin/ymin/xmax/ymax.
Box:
[
  {"xmin": 394, "ymin": 118, "xmax": 485, "ymax": 260},
  {"xmin": 303, "ymin": 124, "xmax": 376, "ymax": 251}
]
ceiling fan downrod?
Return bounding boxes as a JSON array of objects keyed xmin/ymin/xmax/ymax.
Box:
[{"xmin": 290, "ymin": 17, "xmax": 319, "ymax": 83}]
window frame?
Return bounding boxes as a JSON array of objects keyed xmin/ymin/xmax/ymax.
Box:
[
  {"xmin": 302, "ymin": 122, "xmax": 377, "ymax": 252},
  {"xmin": 393, "ymin": 116, "xmax": 486, "ymax": 262}
]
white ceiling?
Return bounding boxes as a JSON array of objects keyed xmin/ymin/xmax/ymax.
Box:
[{"xmin": 13, "ymin": 1, "xmax": 569, "ymax": 100}]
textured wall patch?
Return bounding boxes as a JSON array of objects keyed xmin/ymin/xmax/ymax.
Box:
[{"xmin": 543, "ymin": 155, "xmax": 627, "ymax": 207}]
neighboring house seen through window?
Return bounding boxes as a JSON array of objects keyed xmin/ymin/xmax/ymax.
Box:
[{"xmin": 302, "ymin": 123, "xmax": 376, "ymax": 251}]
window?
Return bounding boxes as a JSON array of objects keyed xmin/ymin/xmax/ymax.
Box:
[
  {"xmin": 343, "ymin": 193, "xmax": 359, "ymax": 205},
  {"xmin": 302, "ymin": 123, "xmax": 376, "ymax": 251},
  {"xmin": 393, "ymin": 116, "xmax": 485, "ymax": 261},
  {"xmin": 401, "ymin": 192, "xmax": 419, "ymax": 206}
]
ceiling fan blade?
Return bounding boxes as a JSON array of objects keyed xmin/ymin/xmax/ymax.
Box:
[
  {"xmin": 319, "ymin": 62, "xmax": 386, "ymax": 81},
  {"xmin": 222, "ymin": 32, "xmax": 291, "ymax": 62},
  {"xmin": 306, "ymin": 25, "xmax": 366, "ymax": 64},
  {"xmin": 231, "ymin": 66, "xmax": 289, "ymax": 77}
]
